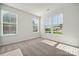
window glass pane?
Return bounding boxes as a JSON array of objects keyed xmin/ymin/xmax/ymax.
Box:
[
  {"xmin": 44, "ymin": 17, "xmax": 51, "ymax": 33},
  {"xmin": 33, "ymin": 25, "xmax": 38, "ymax": 32},
  {"xmin": 3, "ymin": 24, "xmax": 16, "ymax": 34},
  {"xmin": 52, "ymin": 14, "xmax": 63, "ymax": 35},
  {"xmin": 3, "ymin": 13, "xmax": 16, "ymax": 23},
  {"xmin": 10, "ymin": 14, "xmax": 16, "ymax": 23},
  {"xmin": 32, "ymin": 16, "xmax": 39, "ymax": 32},
  {"xmin": 3, "ymin": 13, "xmax": 10, "ymax": 23}
]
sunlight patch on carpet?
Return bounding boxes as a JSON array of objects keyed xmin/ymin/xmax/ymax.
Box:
[
  {"xmin": 56, "ymin": 44, "xmax": 79, "ymax": 56},
  {"xmin": 41, "ymin": 40, "xmax": 58, "ymax": 46},
  {"xmin": 0, "ymin": 48, "xmax": 23, "ymax": 56}
]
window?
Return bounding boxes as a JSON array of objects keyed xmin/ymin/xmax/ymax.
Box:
[
  {"xmin": 52, "ymin": 14, "xmax": 63, "ymax": 35},
  {"xmin": 44, "ymin": 13, "xmax": 63, "ymax": 35},
  {"xmin": 1, "ymin": 10, "xmax": 17, "ymax": 36},
  {"xmin": 32, "ymin": 16, "xmax": 39, "ymax": 32},
  {"xmin": 45, "ymin": 17, "xmax": 51, "ymax": 33}
]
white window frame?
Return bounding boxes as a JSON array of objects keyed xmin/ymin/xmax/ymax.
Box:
[
  {"xmin": 1, "ymin": 9, "xmax": 18, "ymax": 36},
  {"xmin": 52, "ymin": 13, "xmax": 63, "ymax": 35}
]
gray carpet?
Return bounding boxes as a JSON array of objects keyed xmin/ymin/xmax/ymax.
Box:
[{"xmin": 0, "ymin": 38, "xmax": 74, "ymax": 56}]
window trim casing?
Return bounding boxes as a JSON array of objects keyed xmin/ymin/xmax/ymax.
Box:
[
  {"xmin": 32, "ymin": 16, "xmax": 40, "ymax": 33},
  {"xmin": 1, "ymin": 9, "xmax": 18, "ymax": 36}
]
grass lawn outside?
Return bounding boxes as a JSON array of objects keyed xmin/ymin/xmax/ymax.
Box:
[{"xmin": 53, "ymin": 31, "xmax": 63, "ymax": 35}]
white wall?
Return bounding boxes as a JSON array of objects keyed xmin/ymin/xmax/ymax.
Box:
[
  {"xmin": 0, "ymin": 4, "xmax": 40, "ymax": 46},
  {"xmin": 41, "ymin": 4, "xmax": 79, "ymax": 47},
  {"xmin": 1, "ymin": 3, "xmax": 79, "ymax": 47}
]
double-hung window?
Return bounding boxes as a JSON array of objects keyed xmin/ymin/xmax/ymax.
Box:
[
  {"xmin": 1, "ymin": 10, "xmax": 17, "ymax": 36},
  {"xmin": 32, "ymin": 16, "xmax": 39, "ymax": 32}
]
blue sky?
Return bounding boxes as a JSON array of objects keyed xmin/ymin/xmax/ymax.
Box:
[
  {"xmin": 52, "ymin": 14, "xmax": 63, "ymax": 25},
  {"xmin": 45, "ymin": 14, "xmax": 63, "ymax": 27}
]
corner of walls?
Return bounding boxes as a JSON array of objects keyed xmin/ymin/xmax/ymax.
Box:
[
  {"xmin": 40, "ymin": 4, "xmax": 79, "ymax": 47},
  {"xmin": 0, "ymin": 4, "xmax": 40, "ymax": 46}
]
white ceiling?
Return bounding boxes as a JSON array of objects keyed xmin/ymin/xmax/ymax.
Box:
[{"xmin": 4, "ymin": 3, "xmax": 74, "ymax": 16}]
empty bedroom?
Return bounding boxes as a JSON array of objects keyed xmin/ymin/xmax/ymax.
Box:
[{"xmin": 0, "ymin": 3, "xmax": 79, "ymax": 56}]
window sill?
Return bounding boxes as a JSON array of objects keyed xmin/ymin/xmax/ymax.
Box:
[
  {"xmin": 33, "ymin": 32, "xmax": 39, "ymax": 33},
  {"xmin": 2, "ymin": 34, "xmax": 16, "ymax": 37}
]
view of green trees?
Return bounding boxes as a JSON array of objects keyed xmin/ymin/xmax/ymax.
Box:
[
  {"xmin": 53, "ymin": 24, "xmax": 63, "ymax": 34},
  {"xmin": 32, "ymin": 19, "xmax": 38, "ymax": 32},
  {"xmin": 32, "ymin": 16, "xmax": 39, "ymax": 32},
  {"xmin": 45, "ymin": 14, "xmax": 63, "ymax": 35},
  {"xmin": 45, "ymin": 28, "xmax": 51, "ymax": 33}
]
